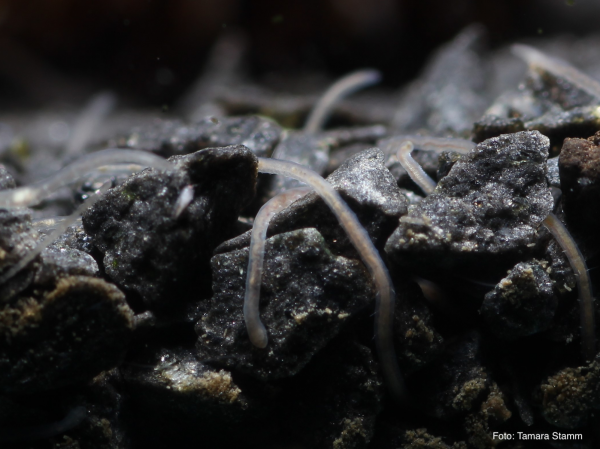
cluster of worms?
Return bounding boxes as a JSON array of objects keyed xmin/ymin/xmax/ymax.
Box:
[{"xmin": 0, "ymin": 43, "xmax": 597, "ymax": 416}]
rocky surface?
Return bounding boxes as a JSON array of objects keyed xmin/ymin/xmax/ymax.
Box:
[
  {"xmin": 480, "ymin": 261, "xmax": 556, "ymax": 339},
  {"xmin": 82, "ymin": 145, "xmax": 257, "ymax": 312},
  {"xmin": 199, "ymin": 227, "xmax": 375, "ymax": 379},
  {"xmin": 385, "ymin": 131, "xmax": 554, "ymax": 278},
  {"xmin": 0, "ymin": 276, "xmax": 133, "ymax": 394},
  {"xmin": 3, "ymin": 29, "xmax": 600, "ymax": 449},
  {"xmin": 120, "ymin": 115, "xmax": 282, "ymax": 158}
]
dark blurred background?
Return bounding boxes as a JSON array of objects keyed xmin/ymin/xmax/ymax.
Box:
[{"xmin": 0, "ymin": 0, "xmax": 598, "ymax": 107}]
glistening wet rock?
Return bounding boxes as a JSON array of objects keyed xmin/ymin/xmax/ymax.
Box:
[
  {"xmin": 385, "ymin": 131, "xmax": 553, "ymax": 277},
  {"xmin": 83, "ymin": 146, "xmax": 257, "ymax": 311}
]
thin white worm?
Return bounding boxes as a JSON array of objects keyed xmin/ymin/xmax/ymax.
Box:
[
  {"xmin": 244, "ymin": 187, "xmax": 312, "ymax": 348},
  {"xmin": 0, "ymin": 149, "xmax": 172, "ymax": 208},
  {"xmin": 257, "ymin": 157, "xmax": 406, "ymax": 401},
  {"xmin": 303, "ymin": 69, "xmax": 381, "ymax": 134},
  {"xmin": 0, "ymin": 182, "xmax": 111, "ymax": 284},
  {"xmin": 65, "ymin": 91, "xmax": 117, "ymax": 156},
  {"xmin": 394, "ymin": 139, "xmax": 597, "ymax": 363},
  {"xmin": 396, "ymin": 141, "xmax": 437, "ymax": 195},
  {"xmin": 543, "ymin": 213, "xmax": 596, "ymax": 362},
  {"xmin": 390, "ymin": 135, "xmax": 475, "ymax": 155},
  {"xmin": 512, "ymin": 44, "xmax": 600, "ymax": 99}
]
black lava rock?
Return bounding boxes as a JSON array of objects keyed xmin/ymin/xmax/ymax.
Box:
[
  {"xmin": 480, "ymin": 261, "xmax": 556, "ymax": 339},
  {"xmin": 83, "ymin": 145, "xmax": 257, "ymax": 311},
  {"xmin": 526, "ymin": 106, "xmax": 600, "ymax": 154},
  {"xmin": 34, "ymin": 245, "xmax": 99, "ymax": 287},
  {"xmin": 385, "ymin": 131, "xmax": 553, "ymax": 277},
  {"xmin": 392, "ymin": 25, "xmax": 489, "ymax": 136},
  {"xmin": 197, "ymin": 228, "xmax": 374, "ymax": 380},
  {"xmin": 121, "ymin": 346, "xmax": 267, "ymax": 447},
  {"xmin": 472, "ymin": 115, "xmax": 525, "ymax": 143},
  {"xmin": 393, "ymin": 277, "xmax": 444, "ymax": 374}
]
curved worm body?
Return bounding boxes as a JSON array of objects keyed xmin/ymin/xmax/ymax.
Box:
[
  {"xmin": 512, "ymin": 44, "xmax": 600, "ymax": 99},
  {"xmin": 257, "ymin": 157, "xmax": 406, "ymax": 401},
  {"xmin": 0, "ymin": 149, "xmax": 172, "ymax": 208},
  {"xmin": 244, "ymin": 187, "xmax": 312, "ymax": 348},
  {"xmin": 543, "ymin": 213, "xmax": 596, "ymax": 362},
  {"xmin": 303, "ymin": 69, "xmax": 381, "ymax": 134},
  {"xmin": 396, "ymin": 141, "xmax": 437, "ymax": 195},
  {"xmin": 393, "ymin": 138, "xmax": 597, "ymax": 363}
]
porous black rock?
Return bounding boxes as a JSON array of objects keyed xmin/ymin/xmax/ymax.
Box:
[
  {"xmin": 198, "ymin": 228, "xmax": 374, "ymax": 380},
  {"xmin": 122, "ymin": 115, "xmax": 282, "ymax": 158},
  {"xmin": 526, "ymin": 63, "xmax": 597, "ymax": 111},
  {"xmin": 472, "ymin": 115, "xmax": 525, "ymax": 143},
  {"xmin": 525, "ymin": 106, "xmax": 600, "ymax": 154},
  {"xmin": 480, "ymin": 261, "xmax": 556, "ymax": 339},
  {"xmin": 0, "ymin": 369, "xmax": 131, "ymax": 448},
  {"xmin": 34, "ymin": 246, "xmax": 99, "ymax": 287},
  {"xmin": 385, "ymin": 131, "xmax": 553, "ymax": 276},
  {"xmin": 0, "ymin": 276, "xmax": 133, "ymax": 394},
  {"xmin": 83, "ymin": 145, "xmax": 257, "ymax": 311},
  {"xmin": 474, "ymin": 48, "xmax": 600, "ymax": 154}
]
